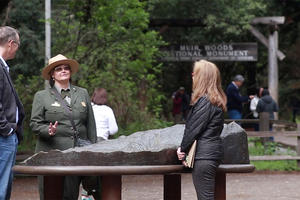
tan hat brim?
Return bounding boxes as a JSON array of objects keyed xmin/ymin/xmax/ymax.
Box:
[{"xmin": 42, "ymin": 59, "xmax": 79, "ymax": 80}]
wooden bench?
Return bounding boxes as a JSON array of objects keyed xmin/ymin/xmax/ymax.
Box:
[{"xmin": 13, "ymin": 164, "xmax": 254, "ymax": 200}]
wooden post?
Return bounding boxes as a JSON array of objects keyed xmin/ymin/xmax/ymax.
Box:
[
  {"xmin": 101, "ymin": 175, "xmax": 122, "ymax": 200},
  {"xmin": 164, "ymin": 174, "xmax": 181, "ymax": 200},
  {"xmin": 250, "ymin": 17, "xmax": 285, "ymax": 120},
  {"xmin": 259, "ymin": 112, "xmax": 270, "ymax": 131},
  {"xmin": 268, "ymin": 26, "xmax": 278, "ymax": 119},
  {"xmin": 297, "ymin": 124, "xmax": 300, "ymax": 168},
  {"xmin": 215, "ymin": 172, "xmax": 226, "ymax": 200},
  {"xmin": 259, "ymin": 112, "xmax": 270, "ymax": 144},
  {"xmin": 44, "ymin": 0, "xmax": 51, "ymax": 89},
  {"xmin": 249, "ymin": 25, "xmax": 285, "ymax": 60},
  {"xmin": 45, "ymin": 0, "xmax": 51, "ymax": 62},
  {"xmin": 43, "ymin": 176, "xmax": 64, "ymax": 200}
]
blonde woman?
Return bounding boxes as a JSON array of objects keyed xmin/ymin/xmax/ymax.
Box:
[{"xmin": 177, "ymin": 60, "xmax": 227, "ymax": 200}]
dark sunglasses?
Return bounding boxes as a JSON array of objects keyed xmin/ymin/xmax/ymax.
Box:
[{"xmin": 54, "ymin": 65, "xmax": 71, "ymax": 72}]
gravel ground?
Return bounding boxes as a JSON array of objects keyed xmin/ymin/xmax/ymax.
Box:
[{"xmin": 11, "ymin": 172, "xmax": 300, "ymax": 200}]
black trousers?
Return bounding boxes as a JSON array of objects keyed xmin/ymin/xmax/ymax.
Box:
[{"xmin": 192, "ymin": 159, "xmax": 220, "ymax": 200}]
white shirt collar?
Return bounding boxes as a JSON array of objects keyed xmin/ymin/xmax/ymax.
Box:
[
  {"xmin": 232, "ymin": 81, "xmax": 239, "ymax": 89},
  {"xmin": 0, "ymin": 56, "xmax": 8, "ymax": 67}
]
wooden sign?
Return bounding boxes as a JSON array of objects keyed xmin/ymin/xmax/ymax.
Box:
[
  {"xmin": 251, "ymin": 17, "xmax": 285, "ymax": 25},
  {"xmin": 161, "ymin": 43, "xmax": 257, "ymax": 62}
]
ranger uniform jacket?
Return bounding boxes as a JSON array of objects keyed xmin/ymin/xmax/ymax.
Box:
[{"xmin": 30, "ymin": 85, "xmax": 96, "ymax": 152}]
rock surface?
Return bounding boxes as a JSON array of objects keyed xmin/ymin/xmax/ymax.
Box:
[
  {"xmin": 22, "ymin": 122, "xmax": 249, "ymax": 166},
  {"xmin": 220, "ymin": 123, "xmax": 250, "ymax": 164}
]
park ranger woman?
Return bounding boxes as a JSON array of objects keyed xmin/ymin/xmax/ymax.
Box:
[{"xmin": 30, "ymin": 54, "xmax": 98, "ymax": 200}]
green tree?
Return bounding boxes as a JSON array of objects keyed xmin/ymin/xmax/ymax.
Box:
[
  {"xmin": 0, "ymin": 0, "xmax": 45, "ymax": 150},
  {"xmin": 0, "ymin": 0, "xmax": 45, "ymax": 79},
  {"xmin": 51, "ymin": 0, "xmax": 166, "ymax": 130}
]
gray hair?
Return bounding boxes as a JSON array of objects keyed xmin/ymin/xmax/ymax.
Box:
[
  {"xmin": 233, "ymin": 74, "xmax": 244, "ymax": 82},
  {"xmin": 0, "ymin": 26, "xmax": 19, "ymax": 46}
]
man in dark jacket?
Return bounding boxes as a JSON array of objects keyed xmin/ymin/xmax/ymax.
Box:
[
  {"xmin": 226, "ymin": 74, "xmax": 253, "ymax": 119},
  {"xmin": 0, "ymin": 26, "xmax": 25, "ymax": 200},
  {"xmin": 256, "ymin": 89, "xmax": 278, "ymax": 120}
]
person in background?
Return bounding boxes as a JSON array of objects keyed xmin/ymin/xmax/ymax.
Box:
[
  {"xmin": 0, "ymin": 26, "xmax": 25, "ymax": 200},
  {"xmin": 91, "ymin": 88, "xmax": 118, "ymax": 141},
  {"xmin": 226, "ymin": 74, "xmax": 254, "ymax": 119},
  {"xmin": 80, "ymin": 88, "xmax": 118, "ymax": 199},
  {"xmin": 290, "ymin": 96, "xmax": 300, "ymax": 122},
  {"xmin": 256, "ymin": 89, "xmax": 279, "ymax": 120},
  {"xmin": 30, "ymin": 54, "xmax": 98, "ymax": 200},
  {"xmin": 177, "ymin": 60, "xmax": 226, "ymax": 200},
  {"xmin": 250, "ymin": 87, "xmax": 263, "ymax": 118},
  {"xmin": 179, "ymin": 87, "xmax": 190, "ymax": 121},
  {"xmin": 249, "ymin": 87, "xmax": 263, "ymax": 131},
  {"xmin": 172, "ymin": 90, "xmax": 183, "ymax": 124},
  {"xmin": 256, "ymin": 89, "xmax": 278, "ymax": 141}
]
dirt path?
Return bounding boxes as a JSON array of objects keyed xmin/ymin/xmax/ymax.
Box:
[{"xmin": 11, "ymin": 172, "xmax": 300, "ymax": 200}]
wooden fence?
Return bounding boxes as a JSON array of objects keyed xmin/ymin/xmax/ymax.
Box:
[{"xmin": 225, "ymin": 112, "xmax": 300, "ymax": 167}]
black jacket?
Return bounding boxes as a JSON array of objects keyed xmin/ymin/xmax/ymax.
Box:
[
  {"xmin": 256, "ymin": 95, "xmax": 278, "ymax": 120},
  {"xmin": 226, "ymin": 82, "xmax": 249, "ymax": 112},
  {"xmin": 180, "ymin": 96, "xmax": 224, "ymax": 160},
  {"xmin": 0, "ymin": 60, "xmax": 25, "ymax": 142}
]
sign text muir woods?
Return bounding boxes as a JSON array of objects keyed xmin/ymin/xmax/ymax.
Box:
[{"xmin": 162, "ymin": 43, "xmax": 257, "ymax": 62}]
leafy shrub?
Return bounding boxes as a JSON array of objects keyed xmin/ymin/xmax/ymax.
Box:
[{"xmin": 14, "ymin": 74, "xmax": 43, "ymax": 151}]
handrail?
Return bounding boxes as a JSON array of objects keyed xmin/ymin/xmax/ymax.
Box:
[
  {"xmin": 247, "ymin": 131, "xmax": 300, "ymax": 137},
  {"xmin": 225, "ymin": 119, "xmax": 297, "ymax": 128},
  {"xmin": 13, "ymin": 164, "xmax": 255, "ymax": 176}
]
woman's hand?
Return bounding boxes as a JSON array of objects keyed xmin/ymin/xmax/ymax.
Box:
[
  {"xmin": 182, "ymin": 160, "xmax": 188, "ymax": 167},
  {"xmin": 177, "ymin": 148, "xmax": 189, "ymax": 167},
  {"xmin": 177, "ymin": 147, "xmax": 186, "ymax": 161},
  {"xmin": 48, "ymin": 121, "xmax": 58, "ymax": 136}
]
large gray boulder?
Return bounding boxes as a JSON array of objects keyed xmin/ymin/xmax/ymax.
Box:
[
  {"xmin": 23, "ymin": 125, "xmax": 185, "ymax": 166},
  {"xmin": 22, "ymin": 122, "xmax": 249, "ymax": 166}
]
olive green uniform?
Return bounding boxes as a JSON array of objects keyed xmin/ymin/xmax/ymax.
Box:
[
  {"xmin": 31, "ymin": 85, "xmax": 96, "ymax": 152},
  {"xmin": 30, "ymin": 85, "xmax": 98, "ymax": 200}
]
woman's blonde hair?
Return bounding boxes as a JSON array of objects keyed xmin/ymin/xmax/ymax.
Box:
[{"xmin": 191, "ymin": 60, "xmax": 227, "ymax": 111}]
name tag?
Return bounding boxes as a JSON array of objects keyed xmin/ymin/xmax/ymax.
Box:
[{"xmin": 51, "ymin": 101, "xmax": 61, "ymax": 107}]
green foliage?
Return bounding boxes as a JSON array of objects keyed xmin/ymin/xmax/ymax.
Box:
[
  {"xmin": 251, "ymin": 160, "xmax": 300, "ymax": 171},
  {"xmin": 14, "ymin": 74, "xmax": 44, "ymax": 151},
  {"xmin": 202, "ymin": 0, "xmax": 267, "ymax": 37},
  {"xmin": 1, "ymin": 0, "xmax": 45, "ymax": 78},
  {"xmin": 0, "ymin": 0, "xmax": 45, "ymax": 151},
  {"xmin": 147, "ymin": 0, "xmax": 268, "ymax": 40},
  {"xmin": 248, "ymin": 138, "xmax": 300, "ymax": 171},
  {"xmin": 50, "ymin": 0, "xmax": 166, "ymax": 129},
  {"xmin": 17, "ymin": 129, "xmax": 36, "ymax": 152},
  {"xmin": 248, "ymin": 138, "xmax": 279, "ymax": 155}
]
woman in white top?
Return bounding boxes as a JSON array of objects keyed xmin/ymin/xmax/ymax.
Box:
[
  {"xmin": 250, "ymin": 87, "xmax": 263, "ymax": 118},
  {"xmin": 91, "ymin": 88, "xmax": 118, "ymax": 141}
]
